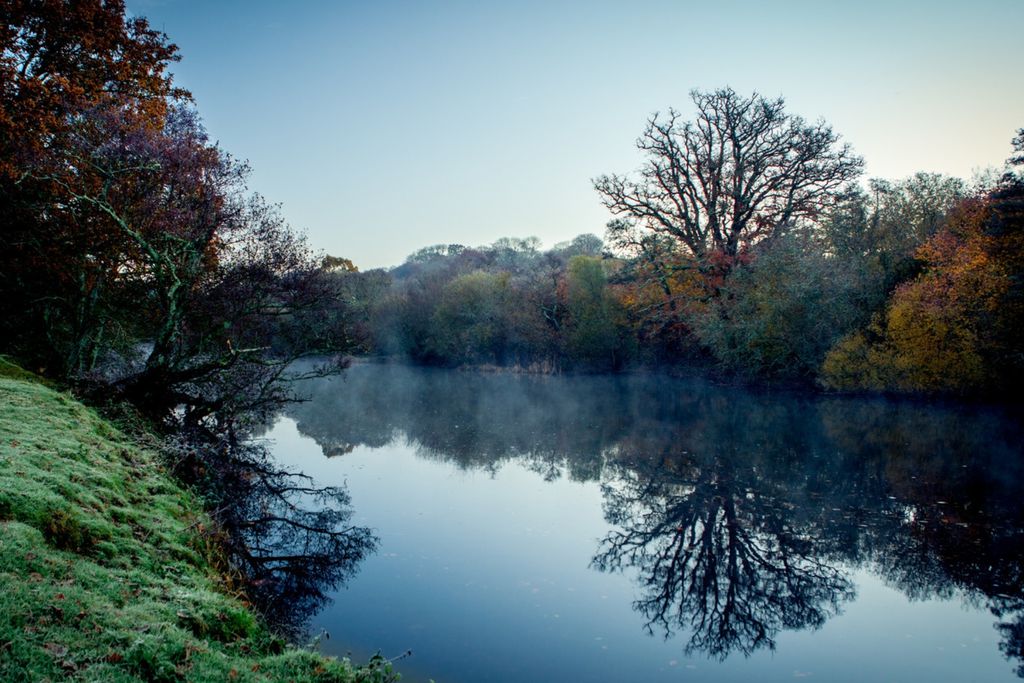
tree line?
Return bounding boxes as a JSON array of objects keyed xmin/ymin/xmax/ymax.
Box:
[
  {"xmin": 3, "ymin": 5, "xmax": 1020, "ymax": 401},
  {"xmin": 326, "ymin": 90, "xmax": 1023, "ymax": 396}
]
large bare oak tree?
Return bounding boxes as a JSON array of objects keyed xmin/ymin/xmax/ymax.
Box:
[{"xmin": 594, "ymin": 88, "xmax": 863, "ymax": 261}]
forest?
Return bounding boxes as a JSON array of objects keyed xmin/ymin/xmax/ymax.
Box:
[
  {"xmin": 3, "ymin": 5, "xmax": 1022, "ymax": 401},
  {"xmin": 327, "ymin": 122, "xmax": 1024, "ymax": 396}
]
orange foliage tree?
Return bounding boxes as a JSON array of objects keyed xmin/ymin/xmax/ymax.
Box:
[
  {"xmin": 0, "ymin": 0, "xmax": 185, "ymax": 174},
  {"xmin": 822, "ymin": 150, "xmax": 1024, "ymax": 395},
  {"xmin": 1, "ymin": 0, "xmax": 188, "ymax": 373}
]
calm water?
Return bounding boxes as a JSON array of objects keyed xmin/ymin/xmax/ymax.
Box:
[{"xmin": 266, "ymin": 363, "xmax": 1024, "ymax": 682}]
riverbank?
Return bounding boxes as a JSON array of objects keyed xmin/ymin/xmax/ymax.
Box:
[{"xmin": 0, "ymin": 366, "xmax": 394, "ymax": 682}]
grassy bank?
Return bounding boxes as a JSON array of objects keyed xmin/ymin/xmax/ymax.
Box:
[{"xmin": 0, "ymin": 368, "xmax": 393, "ymax": 682}]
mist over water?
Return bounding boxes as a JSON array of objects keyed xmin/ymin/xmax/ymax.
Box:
[{"xmin": 267, "ymin": 363, "xmax": 1024, "ymax": 682}]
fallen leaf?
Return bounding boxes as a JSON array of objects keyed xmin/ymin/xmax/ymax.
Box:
[{"xmin": 43, "ymin": 642, "xmax": 68, "ymax": 658}]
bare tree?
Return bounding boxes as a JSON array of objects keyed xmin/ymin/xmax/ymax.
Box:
[
  {"xmin": 592, "ymin": 457, "xmax": 853, "ymax": 659},
  {"xmin": 594, "ymin": 88, "xmax": 863, "ymax": 261}
]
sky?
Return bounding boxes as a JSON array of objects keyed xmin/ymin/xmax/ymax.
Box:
[{"xmin": 129, "ymin": 0, "xmax": 1024, "ymax": 269}]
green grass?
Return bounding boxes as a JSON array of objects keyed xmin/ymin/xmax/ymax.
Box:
[
  {"xmin": 0, "ymin": 374, "xmax": 396, "ymax": 682},
  {"xmin": 0, "ymin": 356, "xmax": 54, "ymax": 385}
]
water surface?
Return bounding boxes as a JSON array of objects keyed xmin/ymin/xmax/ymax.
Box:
[{"xmin": 267, "ymin": 363, "xmax": 1024, "ymax": 682}]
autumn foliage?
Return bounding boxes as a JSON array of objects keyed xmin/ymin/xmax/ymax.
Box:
[
  {"xmin": 1, "ymin": 4, "xmax": 378, "ymax": 641},
  {"xmin": 2, "ymin": 1, "xmax": 352, "ymax": 419},
  {"xmin": 1, "ymin": 4, "xmax": 1021, "ymax": 400},
  {"xmin": 1, "ymin": 0, "xmax": 188, "ymax": 374},
  {"xmin": 0, "ymin": 0, "xmax": 186, "ymax": 176},
  {"xmin": 822, "ymin": 178, "xmax": 1024, "ymax": 395}
]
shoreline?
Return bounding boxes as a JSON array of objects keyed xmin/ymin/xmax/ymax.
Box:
[{"xmin": 0, "ymin": 370, "xmax": 396, "ymax": 682}]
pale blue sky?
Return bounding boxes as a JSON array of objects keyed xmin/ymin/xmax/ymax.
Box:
[{"xmin": 131, "ymin": 0, "xmax": 1023, "ymax": 268}]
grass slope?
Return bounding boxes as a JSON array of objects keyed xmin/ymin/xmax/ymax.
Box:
[{"xmin": 0, "ymin": 372, "xmax": 391, "ymax": 682}]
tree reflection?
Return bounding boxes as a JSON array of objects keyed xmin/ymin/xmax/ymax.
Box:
[
  {"xmin": 282, "ymin": 364, "xmax": 1024, "ymax": 670},
  {"xmin": 878, "ymin": 499, "xmax": 1024, "ymax": 679},
  {"xmin": 170, "ymin": 427, "xmax": 377, "ymax": 638},
  {"xmin": 846, "ymin": 412, "xmax": 1024, "ymax": 679},
  {"xmin": 592, "ymin": 451, "xmax": 854, "ymax": 658},
  {"xmin": 286, "ymin": 363, "xmax": 641, "ymax": 478}
]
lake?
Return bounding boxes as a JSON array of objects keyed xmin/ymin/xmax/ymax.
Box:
[{"xmin": 265, "ymin": 363, "xmax": 1024, "ymax": 682}]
